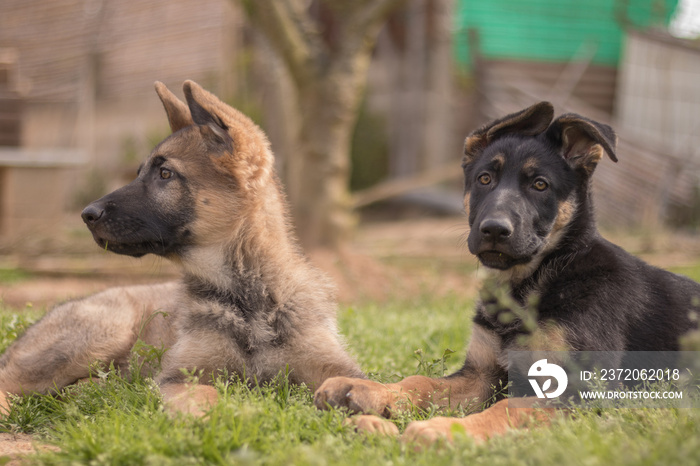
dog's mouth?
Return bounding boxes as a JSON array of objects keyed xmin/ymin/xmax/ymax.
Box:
[
  {"xmin": 91, "ymin": 234, "xmax": 171, "ymax": 258},
  {"xmin": 477, "ymin": 250, "xmax": 531, "ymax": 270}
]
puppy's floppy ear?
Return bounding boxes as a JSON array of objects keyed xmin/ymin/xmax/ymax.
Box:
[
  {"xmin": 546, "ymin": 113, "xmax": 617, "ymax": 175},
  {"xmin": 464, "ymin": 102, "xmax": 554, "ymax": 165},
  {"xmin": 155, "ymin": 81, "xmax": 193, "ymax": 132},
  {"xmin": 182, "ymin": 80, "xmax": 233, "ymax": 153}
]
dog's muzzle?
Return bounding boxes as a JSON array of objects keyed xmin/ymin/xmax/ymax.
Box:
[
  {"xmin": 469, "ymin": 216, "xmax": 535, "ymax": 270},
  {"xmin": 81, "ymin": 203, "xmax": 105, "ymax": 228},
  {"xmin": 479, "ymin": 218, "xmax": 513, "ymax": 242}
]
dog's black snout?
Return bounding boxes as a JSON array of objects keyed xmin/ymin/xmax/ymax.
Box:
[
  {"xmin": 81, "ymin": 204, "xmax": 105, "ymax": 226},
  {"xmin": 480, "ymin": 218, "xmax": 513, "ymax": 240}
]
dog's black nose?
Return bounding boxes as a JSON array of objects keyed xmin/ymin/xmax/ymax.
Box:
[
  {"xmin": 81, "ymin": 204, "xmax": 105, "ymax": 226},
  {"xmin": 480, "ymin": 218, "xmax": 513, "ymax": 240}
]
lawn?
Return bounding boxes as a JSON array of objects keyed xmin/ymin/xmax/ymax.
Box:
[{"xmin": 0, "ymin": 293, "xmax": 698, "ymax": 465}]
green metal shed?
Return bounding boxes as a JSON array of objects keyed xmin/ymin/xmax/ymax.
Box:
[{"xmin": 454, "ymin": 0, "xmax": 679, "ymax": 67}]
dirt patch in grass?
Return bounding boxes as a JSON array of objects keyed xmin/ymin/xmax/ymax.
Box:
[{"xmin": 0, "ymin": 433, "xmax": 58, "ymax": 464}]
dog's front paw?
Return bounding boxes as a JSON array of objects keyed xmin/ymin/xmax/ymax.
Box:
[
  {"xmin": 160, "ymin": 383, "xmax": 218, "ymax": 417},
  {"xmin": 0, "ymin": 391, "xmax": 12, "ymax": 416},
  {"xmin": 402, "ymin": 417, "xmax": 462, "ymax": 447},
  {"xmin": 314, "ymin": 377, "xmax": 395, "ymax": 416},
  {"xmin": 403, "ymin": 410, "xmax": 504, "ymax": 447},
  {"xmin": 345, "ymin": 414, "xmax": 400, "ymax": 436}
]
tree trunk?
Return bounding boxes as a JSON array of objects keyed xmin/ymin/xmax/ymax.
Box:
[
  {"xmin": 292, "ymin": 51, "xmax": 374, "ymax": 247},
  {"xmin": 236, "ymin": 0, "xmax": 408, "ymax": 248}
]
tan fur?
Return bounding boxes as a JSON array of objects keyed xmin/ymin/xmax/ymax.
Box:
[
  {"xmin": 535, "ymin": 196, "xmax": 578, "ymax": 266},
  {"xmin": 0, "ymin": 81, "xmax": 363, "ymax": 416},
  {"xmin": 314, "ymin": 291, "xmax": 569, "ymax": 445},
  {"xmin": 160, "ymin": 383, "xmax": 219, "ymax": 417},
  {"xmin": 347, "ymin": 415, "xmax": 400, "ymax": 436},
  {"xmin": 402, "ymin": 398, "xmax": 557, "ymax": 445},
  {"xmin": 522, "ymin": 157, "xmax": 538, "ymax": 172},
  {"xmin": 580, "ymin": 145, "xmax": 604, "ymax": 175},
  {"xmin": 551, "ymin": 198, "xmax": 577, "ymax": 235},
  {"xmin": 462, "ymin": 193, "xmax": 471, "ymax": 213},
  {"xmin": 527, "ymin": 322, "xmax": 570, "ymax": 352},
  {"xmin": 463, "ymin": 102, "xmax": 554, "ymax": 165},
  {"xmin": 562, "ymin": 126, "xmax": 605, "ymax": 175},
  {"xmin": 463, "ymin": 132, "xmax": 490, "ymax": 163},
  {"xmin": 495, "ymin": 196, "xmax": 578, "ymax": 286},
  {"xmin": 465, "ymin": 325, "xmax": 502, "ymax": 371},
  {"xmin": 155, "ymin": 81, "xmax": 193, "ymax": 132},
  {"xmin": 183, "ymin": 81, "xmax": 273, "ymax": 192},
  {"xmin": 315, "ymin": 325, "xmax": 502, "ymax": 415},
  {"xmin": 464, "ymin": 134, "xmax": 487, "ymax": 163},
  {"xmin": 0, "ymin": 392, "xmax": 9, "ymax": 415},
  {"xmin": 491, "ymin": 153, "xmax": 505, "ymax": 170}
]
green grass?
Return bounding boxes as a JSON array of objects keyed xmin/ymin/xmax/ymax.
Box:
[
  {"xmin": 0, "ymin": 297, "xmax": 699, "ymax": 465},
  {"xmin": 0, "ymin": 268, "xmax": 32, "ymax": 284},
  {"xmin": 669, "ymin": 263, "xmax": 700, "ymax": 283},
  {"xmin": 0, "ymin": 310, "xmax": 43, "ymax": 353}
]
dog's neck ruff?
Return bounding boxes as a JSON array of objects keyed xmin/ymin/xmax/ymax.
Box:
[
  {"xmin": 178, "ymin": 237, "xmax": 307, "ymax": 315},
  {"xmin": 183, "ymin": 270, "xmax": 276, "ymax": 320},
  {"xmin": 180, "ymin": 245, "xmax": 232, "ymax": 290}
]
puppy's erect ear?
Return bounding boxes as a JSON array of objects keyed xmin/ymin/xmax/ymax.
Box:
[
  {"xmin": 464, "ymin": 102, "xmax": 554, "ymax": 164},
  {"xmin": 546, "ymin": 114, "xmax": 618, "ymax": 175},
  {"xmin": 180, "ymin": 80, "xmax": 274, "ymax": 190},
  {"xmin": 154, "ymin": 82, "xmax": 193, "ymax": 133},
  {"xmin": 182, "ymin": 80, "xmax": 233, "ymax": 153}
]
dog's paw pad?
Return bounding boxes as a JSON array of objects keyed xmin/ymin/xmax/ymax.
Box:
[{"xmin": 345, "ymin": 415, "xmax": 399, "ymax": 436}]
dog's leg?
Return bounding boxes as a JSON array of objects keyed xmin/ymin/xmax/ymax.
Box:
[
  {"xmin": 154, "ymin": 330, "xmax": 247, "ymax": 416},
  {"xmin": 314, "ymin": 373, "xmax": 498, "ymax": 437},
  {"xmin": 315, "ymin": 373, "xmax": 491, "ymax": 415},
  {"xmin": 283, "ymin": 326, "xmax": 366, "ymax": 390},
  {"xmin": 402, "ymin": 397, "xmax": 557, "ymax": 446},
  {"xmin": 0, "ymin": 284, "xmax": 177, "ymax": 413},
  {"xmin": 314, "ymin": 325, "xmax": 503, "ymax": 433},
  {"xmin": 159, "ymin": 383, "xmax": 219, "ymax": 417}
]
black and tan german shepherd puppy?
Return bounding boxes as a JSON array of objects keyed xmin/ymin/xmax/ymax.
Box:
[
  {"xmin": 0, "ymin": 81, "xmax": 363, "ymax": 415},
  {"xmin": 314, "ymin": 102, "xmax": 700, "ymax": 443}
]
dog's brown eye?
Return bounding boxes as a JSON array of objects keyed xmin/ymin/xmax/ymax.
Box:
[
  {"xmin": 478, "ymin": 174, "xmax": 491, "ymax": 185},
  {"xmin": 160, "ymin": 168, "xmax": 173, "ymax": 180},
  {"xmin": 533, "ymin": 179, "xmax": 548, "ymax": 191}
]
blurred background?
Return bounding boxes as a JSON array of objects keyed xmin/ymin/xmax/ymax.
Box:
[{"xmin": 1, "ymin": 0, "xmax": 700, "ymax": 306}]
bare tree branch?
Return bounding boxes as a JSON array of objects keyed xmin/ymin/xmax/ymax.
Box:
[
  {"xmin": 334, "ymin": 0, "xmax": 409, "ymax": 62},
  {"xmin": 355, "ymin": 0, "xmax": 409, "ymax": 28},
  {"xmin": 238, "ymin": 0, "xmax": 325, "ymax": 86},
  {"xmin": 319, "ymin": 0, "xmax": 405, "ymax": 23}
]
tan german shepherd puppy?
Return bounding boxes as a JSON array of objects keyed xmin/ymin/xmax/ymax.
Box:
[{"xmin": 0, "ymin": 81, "xmax": 364, "ymax": 415}]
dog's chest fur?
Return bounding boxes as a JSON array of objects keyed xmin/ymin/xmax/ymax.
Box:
[
  {"xmin": 473, "ymin": 255, "xmax": 566, "ymax": 337},
  {"xmin": 180, "ymin": 271, "xmax": 299, "ymax": 354},
  {"xmin": 475, "ymin": 234, "xmax": 700, "ymax": 360}
]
